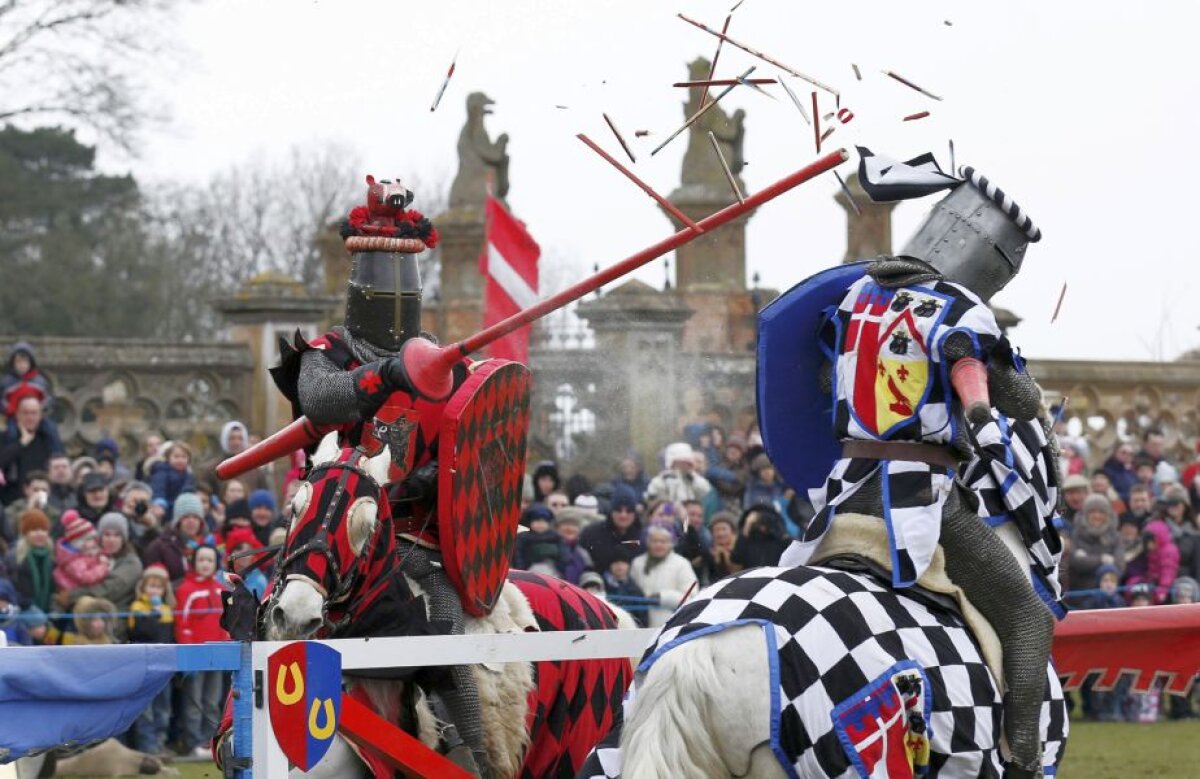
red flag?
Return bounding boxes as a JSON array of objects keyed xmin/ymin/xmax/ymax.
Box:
[{"xmin": 478, "ymin": 195, "xmax": 540, "ymax": 363}]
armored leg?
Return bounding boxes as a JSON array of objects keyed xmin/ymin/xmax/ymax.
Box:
[
  {"xmin": 399, "ymin": 542, "xmax": 488, "ymax": 778},
  {"xmin": 941, "ymin": 485, "xmax": 1053, "ymax": 777}
]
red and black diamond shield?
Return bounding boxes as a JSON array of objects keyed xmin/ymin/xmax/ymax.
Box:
[{"xmin": 438, "ymin": 359, "xmax": 532, "ymax": 617}]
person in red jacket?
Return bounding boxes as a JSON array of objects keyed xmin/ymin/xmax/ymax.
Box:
[{"xmin": 173, "ymin": 544, "xmax": 229, "ymax": 757}]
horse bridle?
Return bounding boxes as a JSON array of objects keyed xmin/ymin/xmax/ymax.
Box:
[{"xmin": 266, "ymin": 451, "xmax": 383, "ymax": 634}]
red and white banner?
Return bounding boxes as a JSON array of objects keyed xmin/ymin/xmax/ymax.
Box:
[{"xmin": 478, "ymin": 195, "xmax": 540, "ymax": 363}]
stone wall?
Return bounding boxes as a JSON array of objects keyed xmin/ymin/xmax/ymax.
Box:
[{"xmin": 1, "ymin": 337, "xmax": 254, "ymax": 462}]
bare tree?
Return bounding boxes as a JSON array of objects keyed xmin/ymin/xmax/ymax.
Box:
[
  {"xmin": 143, "ymin": 140, "xmax": 365, "ymax": 338},
  {"xmin": 0, "ymin": 0, "xmax": 179, "ymax": 150}
]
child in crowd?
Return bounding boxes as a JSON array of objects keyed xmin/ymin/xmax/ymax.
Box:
[
  {"xmin": 515, "ymin": 505, "xmax": 565, "ymax": 577},
  {"xmin": 149, "ymin": 442, "xmax": 197, "ymax": 515},
  {"xmin": 21, "ymin": 606, "xmax": 49, "ymax": 645},
  {"xmin": 222, "ymin": 527, "xmax": 268, "ymax": 599},
  {"xmin": 603, "ymin": 547, "xmax": 647, "ymax": 628},
  {"xmin": 579, "ymin": 571, "xmax": 606, "ymax": 599},
  {"xmin": 61, "ymin": 596, "xmax": 117, "ymax": 645},
  {"xmin": 53, "ymin": 513, "xmax": 111, "ymax": 592},
  {"xmin": 174, "ymin": 544, "xmax": 229, "ymax": 757},
  {"xmin": 1083, "ymin": 564, "xmax": 1126, "ymax": 610},
  {"xmin": 1125, "ymin": 517, "xmax": 1180, "ymax": 604},
  {"xmin": 553, "ymin": 510, "xmax": 593, "ymax": 585},
  {"xmin": 128, "ymin": 564, "xmax": 175, "ymax": 756}
]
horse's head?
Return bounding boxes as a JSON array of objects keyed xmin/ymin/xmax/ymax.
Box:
[{"xmin": 264, "ymin": 444, "xmax": 389, "ymax": 640}]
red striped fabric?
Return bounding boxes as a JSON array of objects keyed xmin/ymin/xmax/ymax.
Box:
[{"xmin": 478, "ymin": 195, "xmax": 540, "ymax": 363}]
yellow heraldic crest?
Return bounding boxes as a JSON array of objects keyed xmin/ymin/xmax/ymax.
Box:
[{"xmin": 874, "ymin": 309, "xmax": 930, "ymax": 434}]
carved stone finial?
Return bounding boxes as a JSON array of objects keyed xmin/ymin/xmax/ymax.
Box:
[
  {"xmin": 680, "ymin": 57, "xmax": 746, "ymax": 192},
  {"xmin": 448, "ymin": 92, "xmax": 510, "ymax": 210}
]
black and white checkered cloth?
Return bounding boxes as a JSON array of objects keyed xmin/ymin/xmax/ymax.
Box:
[
  {"xmin": 962, "ymin": 413, "xmax": 1066, "ymax": 618},
  {"xmin": 578, "ymin": 565, "xmax": 1068, "ymax": 779},
  {"xmin": 783, "ymin": 276, "xmax": 1005, "ymax": 588}
]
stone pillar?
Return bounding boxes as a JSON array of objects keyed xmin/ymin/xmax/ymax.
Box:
[
  {"xmin": 431, "ymin": 207, "xmax": 486, "ymax": 344},
  {"xmin": 661, "ymin": 188, "xmax": 757, "ymax": 354},
  {"xmin": 834, "ymin": 171, "xmax": 898, "ymax": 263},
  {"xmin": 317, "ymin": 223, "xmax": 348, "ymax": 330},
  {"xmin": 214, "ymin": 273, "xmax": 338, "ymax": 439},
  {"xmin": 576, "ymin": 280, "xmax": 694, "ymax": 465}
]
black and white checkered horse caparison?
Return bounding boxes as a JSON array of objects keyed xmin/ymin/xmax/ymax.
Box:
[
  {"xmin": 958, "ymin": 166, "xmax": 1042, "ymax": 242},
  {"xmin": 578, "ymin": 565, "xmax": 1068, "ymax": 779}
]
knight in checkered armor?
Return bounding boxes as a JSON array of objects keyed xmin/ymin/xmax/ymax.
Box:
[
  {"xmin": 781, "ymin": 165, "xmax": 1059, "ymax": 778},
  {"xmin": 270, "ymin": 177, "xmax": 490, "ymax": 775}
]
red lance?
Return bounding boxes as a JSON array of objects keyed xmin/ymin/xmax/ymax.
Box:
[{"xmin": 217, "ymin": 149, "xmax": 850, "ymax": 480}]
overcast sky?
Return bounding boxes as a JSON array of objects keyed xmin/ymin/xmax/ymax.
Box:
[{"xmin": 131, "ymin": 0, "xmax": 1199, "ymax": 361}]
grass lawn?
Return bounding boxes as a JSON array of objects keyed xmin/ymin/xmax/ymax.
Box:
[
  {"xmin": 1059, "ymin": 720, "xmax": 1200, "ymax": 778},
  {"xmin": 114, "ymin": 721, "xmax": 1200, "ymax": 777},
  {"xmin": 173, "ymin": 763, "xmax": 220, "ymax": 778}
]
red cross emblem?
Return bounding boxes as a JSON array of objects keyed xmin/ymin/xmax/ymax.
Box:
[{"xmin": 358, "ymin": 369, "xmax": 383, "ymax": 394}]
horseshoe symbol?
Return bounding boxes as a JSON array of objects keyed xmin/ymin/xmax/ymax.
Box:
[
  {"xmin": 275, "ymin": 662, "xmax": 304, "ymax": 706},
  {"xmin": 308, "ymin": 698, "xmax": 336, "ymax": 740}
]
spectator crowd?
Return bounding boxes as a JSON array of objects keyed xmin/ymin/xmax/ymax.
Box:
[{"xmin": 3, "ymin": 336, "xmax": 1200, "ymax": 757}]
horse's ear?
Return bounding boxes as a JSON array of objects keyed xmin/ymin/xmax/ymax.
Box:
[
  {"xmin": 366, "ymin": 174, "xmax": 375, "ymax": 186},
  {"xmin": 289, "ymin": 481, "xmax": 314, "ymax": 532},
  {"xmin": 347, "ymin": 497, "xmax": 378, "ymax": 556}
]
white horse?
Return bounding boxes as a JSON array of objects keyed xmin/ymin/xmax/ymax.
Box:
[
  {"xmin": 584, "ymin": 515, "xmax": 1067, "ymax": 779},
  {"xmin": 259, "ymin": 434, "xmax": 633, "ymax": 778}
]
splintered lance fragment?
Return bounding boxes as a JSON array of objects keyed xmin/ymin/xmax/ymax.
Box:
[
  {"xmin": 882, "ymin": 70, "xmax": 943, "ymax": 101},
  {"xmin": 677, "ymin": 13, "xmax": 839, "ymax": 97},
  {"xmin": 834, "ymin": 171, "xmax": 861, "ymax": 217},
  {"xmin": 812, "ymin": 91, "xmax": 821, "ymax": 153},
  {"xmin": 603, "ymin": 113, "xmax": 636, "ymax": 163},
  {"xmin": 1051, "ymin": 282, "xmax": 1068, "ymax": 323},
  {"xmin": 652, "ymin": 65, "xmax": 755, "ymax": 156},
  {"xmin": 708, "ymin": 130, "xmax": 744, "ymax": 203},
  {"xmin": 676, "ymin": 78, "xmax": 777, "ymax": 87},
  {"xmin": 634, "ymin": 130, "xmax": 651, "ymax": 137},
  {"xmin": 904, "ymin": 111, "xmax": 931, "ymax": 122},
  {"xmin": 577, "ymin": 133, "xmax": 702, "ymax": 232},
  {"xmin": 430, "ymin": 52, "xmax": 458, "ymax": 112},
  {"xmin": 852, "ymin": 63, "xmax": 862, "ymax": 81},
  {"xmin": 777, "ymin": 76, "xmax": 811, "ymax": 124},
  {"xmin": 699, "ymin": 14, "xmax": 734, "ymax": 109},
  {"xmin": 738, "ymin": 74, "xmax": 777, "ymax": 101}
]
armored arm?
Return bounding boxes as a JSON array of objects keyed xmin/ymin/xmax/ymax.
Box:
[
  {"xmin": 298, "ymin": 350, "xmax": 416, "ymax": 425},
  {"xmin": 988, "ymin": 359, "xmax": 1042, "ymax": 422},
  {"xmin": 298, "ymin": 349, "xmax": 362, "ymax": 426}
]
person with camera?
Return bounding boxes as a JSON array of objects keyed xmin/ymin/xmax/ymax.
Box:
[
  {"xmin": 118, "ymin": 481, "xmax": 159, "ymax": 557},
  {"xmin": 731, "ymin": 504, "xmax": 791, "ymax": 569},
  {"xmin": 3, "ymin": 471, "xmax": 56, "ymax": 545}
]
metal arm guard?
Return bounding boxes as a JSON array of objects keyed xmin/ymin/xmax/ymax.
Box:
[{"xmin": 941, "ymin": 483, "xmax": 1054, "ymax": 776}]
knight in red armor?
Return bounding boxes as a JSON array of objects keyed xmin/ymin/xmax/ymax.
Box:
[{"xmin": 269, "ymin": 177, "xmax": 490, "ymax": 775}]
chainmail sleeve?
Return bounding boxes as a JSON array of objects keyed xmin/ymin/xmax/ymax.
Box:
[{"xmin": 297, "ymin": 349, "xmax": 363, "ymax": 425}]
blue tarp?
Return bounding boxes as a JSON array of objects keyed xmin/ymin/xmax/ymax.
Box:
[{"xmin": 0, "ymin": 643, "xmax": 240, "ymax": 761}]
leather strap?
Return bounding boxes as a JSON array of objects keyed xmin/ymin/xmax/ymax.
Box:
[{"xmin": 842, "ymin": 440, "xmax": 961, "ymax": 469}]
